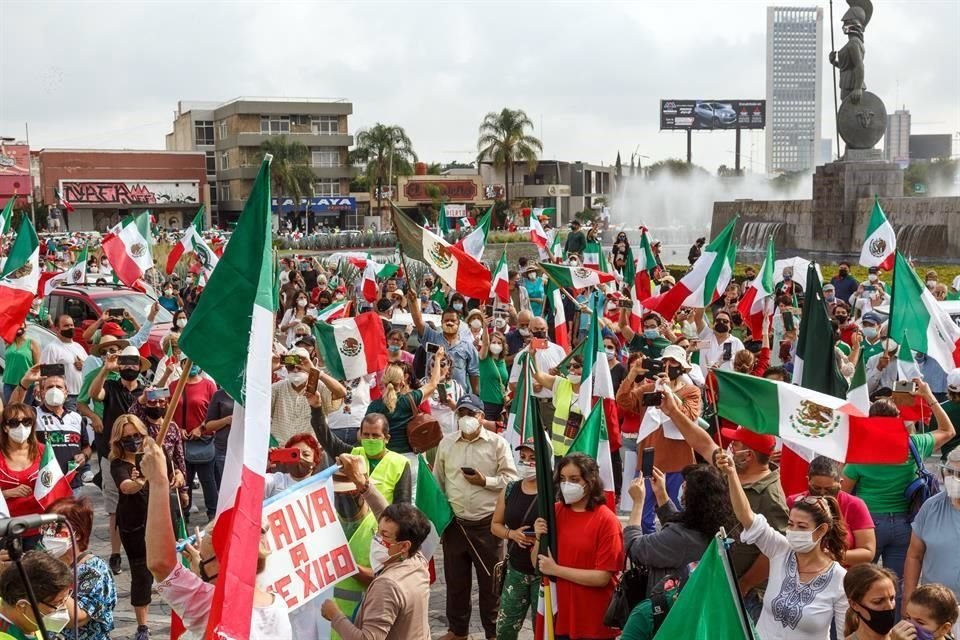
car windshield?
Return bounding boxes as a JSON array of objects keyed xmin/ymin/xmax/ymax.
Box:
[{"xmin": 95, "ymin": 293, "xmax": 173, "ymax": 325}]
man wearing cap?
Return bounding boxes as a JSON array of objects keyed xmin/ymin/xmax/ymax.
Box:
[
  {"xmin": 508, "ymin": 317, "xmax": 567, "ymax": 433},
  {"xmin": 866, "ymin": 338, "xmax": 900, "ymax": 395},
  {"xmin": 81, "ymin": 302, "xmax": 161, "ymax": 365},
  {"xmin": 822, "ymin": 282, "xmax": 839, "ymax": 314},
  {"xmin": 270, "ymin": 346, "xmax": 346, "ymax": 446},
  {"xmin": 852, "ymin": 265, "xmax": 888, "ymax": 312},
  {"xmin": 564, "ymin": 220, "xmax": 586, "ymax": 257},
  {"xmin": 434, "ymin": 394, "xmax": 518, "ymax": 640},
  {"xmin": 859, "ymin": 311, "xmax": 886, "ymax": 361}
]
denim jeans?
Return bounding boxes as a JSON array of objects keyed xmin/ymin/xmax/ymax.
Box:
[
  {"xmin": 872, "ymin": 512, "xmax": 911, "ymax": 616},
  {"xmin": 213, "ymin": 451, "xmax": 227, "ymax": 490},
  {"xmin": 744, "ymin": 589, "xmax": 763, "ymax": 624},
  {"xmin": 186, "ymin": 460, "xmax": 218, "ymax": 521},
  {"xmin": 641, "ymin": 471, "xmax": 685, "ymax": 534}
]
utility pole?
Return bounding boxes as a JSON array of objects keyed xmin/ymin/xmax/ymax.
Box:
[{"xmin": 25, "ymin": 122, "xmax": 36, "ymax": 226}]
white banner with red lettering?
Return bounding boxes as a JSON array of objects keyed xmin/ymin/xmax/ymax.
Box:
[{"xmin": 258, "ymin": 473, "xmax": 358, "ymax": 611}]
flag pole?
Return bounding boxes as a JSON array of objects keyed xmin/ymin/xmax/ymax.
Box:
[
  {"xmin": 542, "ymin": 578, "xmax": 556, "ymax": 640},
  {"xmin": 157, "ymin": 358, "xmax": 193, "ymax": 444},
  {"xmin": 829, "ymin": 0, "xmax": 841, "ymax": 161},
  {"xmin": 541, "ymin": 268, "xmax": 581, "ymax": 306}
]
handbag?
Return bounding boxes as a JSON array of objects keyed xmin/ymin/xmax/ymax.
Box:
[
  {"xmin": 180, "ymin": 385, "xmax": 215, "ymax": 464},
  {"xmin": 405, "ymin": 394, "xmax": 443, "ymax": 453},
  {"xmin": 904, "ymin": 438, "xmax": 940, "ymax": 522},
  {"xmin": 493, "ymin": 482, "xmax": 538, "ymax": 596},
  {"xmin": 603, "ymin": 557, "xmax": 650, "ymax": 629}
]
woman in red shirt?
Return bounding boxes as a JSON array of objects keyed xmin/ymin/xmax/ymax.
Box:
[
  {"xmin": 168, "ymin": 365, "xmax": 218, "ymax": 523},
  {"xmin": 533, "ymin": 452, "xmax": 624, "ymax": 640},
  {"xmin": 0, "ymin": 403, "xmax": 45, "ymax": 547}
]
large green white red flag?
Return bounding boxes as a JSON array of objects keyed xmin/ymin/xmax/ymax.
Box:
[
  {"xmin": 0, "ymin": 215, "xmax": 40, "ymax": 342},
  {"xmin": 583, "ymin": 239, "xmax": 601, "ymax": 269},
  {"xmin": 312, "ymin": 311, "xmax": 388, "ymax": 380},
  {"xmin": 577, "ymin": 291, "xmax": 614, "ymax": 415},
  {"xmin": 896, "ymin": 333, "xmax": 922, "ymax": 381},
  {"xmin": 846, "ymin": 354, "xmax": 869, "ymax": 414},
  {"xmin": 457, "ymin": 205, "xmax": 492, "ymax": 261},
  {"xmin": 43, "ymin": 246, "xmax": 88, "ymax": 296},
  {"xmin": 568, "ymin": 400, "xmax": 615, "ymax": 509},
  {"xmin": 551, "ymin": 289, "xmax": 569, "ymax": 352},
  {"xmin": 178, "ymin": 156, "xmax": 275, "ymax": 640},
  {"xmin": 540, "ymin": 262, "xmax": 616, "ymax": 289},
  {"xmin": 165, "ymin": 207, "xmax": 219, "ymax": 280},
  {"xmin": 416, "ymin": 455, "xmax": 454, "ymax": 560},
  {"xmin": 0, "ymin": 196, "xmax": 14, "ymax": 235},
  {"xmin": 737, "ymin": 235, "xmax": 775, "ymax": 339},
  {"xmin": 859, "ymin": 197, "xmax": 896, "ymax": 271},
  {"xmin": 714, "ymin": 370, "xmax": 908, "ymax": 464},
  {"xmin": 505, "ymin": 352, "xmax": 538, "ymax": 452},
  {"xmin": 34, "ymin": 443, "xmax": 75, "ymax": 509},
  {"xmin": 102, "ymin": 211, "xmax": 153, "ymax": 287},
  {"xmin": 644, "ymin": 217, "xmax": 738, "ymax": 319},
  {"xmin": 529, "ymin": 216, "xmax": 550, "ymax": 259},
  {"xmin": 888, "ymin": 251, "xmax": 960, "ymax": 372},
  {"xmin": 392, "ymin": 207, "xmax": 492, "ymax": 300},
  {"xmin": 489, "ymin": 249, "xmax": 510, "ymax": 303}
]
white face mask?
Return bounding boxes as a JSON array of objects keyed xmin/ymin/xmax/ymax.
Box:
[
  {"xmin": 288, "ymin": 371, "xmax": 308, "ymax": 386},
  {"xmin": 176, "ymin": 318, "xmax": 188, "ymax": 329},
  {"xmin": 44, "ymin": 387, "xmax": 66, "ymax": 408},
  {"xmin": 517, "ymin": 462, "xmax": 537, "ymax": 480},
  {"xmin": 868, "ymin": 274, "xmax": 878, "ymax": 282},
  {"xmin": 469, "ymin": 319, "xmax": 483, "ymax": 330},
  {"xmin": 41, "ymin": 534, "xmax": 72, "ymax": 558},
  {"xmin": 560, "ymin": 481, "xmax": 586, "ymax": 504},
  {"xmin": 30, "ymin": 606, "xmax": 70, "ymax": 634},
  {"xmin": 297, "ymin": 298, "xmax": 308, "ymax": 308},
  {"xmin": 458, "ymin": 415, "xmax": 481, "ymax": 436},
  {"xmin": 518, "ymin": 327, "xmax": 531, "ymax": 337},
  {"xmin": 568, "ymin": 374, "xmax": 582, "ymax": 385},
  {"xmin": 489, "ymin": 343, "xmax": 503, "ymax": 356},
  {"xmin": 944, "ymin": 475, "xmax": 960, "ymax": 499},
  {"xmin": 785, "ymin": 528, "xmax": 821, "ymax": 554},
  {"xmin": 8, "ymin": 425, "xmax": 31, "ymax": 444}
]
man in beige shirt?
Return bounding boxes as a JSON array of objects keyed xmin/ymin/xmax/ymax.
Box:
[
  {"xmin": 270, "ymin": 347, "xmax": 345, "ymax": 445},
  {"xmin": 433, "ymin": 394, "xmax": 518, "ymax": 640}
]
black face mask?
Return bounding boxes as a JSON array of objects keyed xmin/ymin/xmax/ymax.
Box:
[
  {"xmin": 857, "ymin": 605, "xmax": 897, "ymax": 636},
  {"xmin": 143, "ymin": 406, "xmax": 165, "ymax": 420},
  {"xmin": 532, "ymin": 330, "xmax": 547, "ymax": 339},
  {"xmin": 60, "ymin": 328, "xmax": 74, "ymax": 339},
  {"xmin": 714, "ymin": 321, "xmax": 730, "ymax": 334},
  {"xmin": 119, "ymin": 369, "xmax": 140, "ymax": 382},
  {"xmin": 839, "ymin": 269, "xmax": 849, "ymax": 277},
  {"xmin": 835, "ymin": 315, "xmax": 848, "ymax": 324},
  {"xmin": 121, "ymin": 435, "xmax": 143, "ymax": 452},
  {"xmin": 15, "ymin": 328, "xmax": 24, "ymax": 337},
  {"xmin": 667, "ymin": 366, "xmax": 684, "ymax": 381}
]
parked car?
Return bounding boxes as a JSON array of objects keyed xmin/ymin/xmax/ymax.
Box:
[
  {"xmin": 43, "ymin": 283, "xmax": 173, "ymax": 363},
  {"xmin": 873, "ymin": 300, "xmax": 960, "ymax": 330},
  {"xmin": 694, "ymin": 101, "xmax": 737, "ymax": 128},
  {"xmin": 0, "ymin": 323, "xmax": 60, "ymax": 376}
]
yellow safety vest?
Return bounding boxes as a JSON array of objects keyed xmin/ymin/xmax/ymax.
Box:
[
  {"xmin": 332, "ymin": 509, "xmax": 377, "ymax": 640},
  {"xmin": 551, "ymin": 378, "xmax": 582, "ymax": 457},
  {"xmin": 349, "ymin": 447, "xmax": 409, "ymax": 504}
]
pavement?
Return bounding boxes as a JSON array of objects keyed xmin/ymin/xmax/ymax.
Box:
[{"xmin": 81, "ymin": 484, "xmax": 535, "ymax": 640}]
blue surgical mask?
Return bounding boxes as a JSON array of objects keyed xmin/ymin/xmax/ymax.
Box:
[
  {"xmin": 862, "ymin": 326, "xmax": 878, "ymax": 340},
  {"xmin": 643, "ymin": 328, "xmax": 659, "ymax": 340},
  {"xmin": 452, "ymin": 302, "xmax": 463, "ymax": 312},
  {"xmin": 388, "ymin": 345, "xmax": 401, "ymax": 353}
]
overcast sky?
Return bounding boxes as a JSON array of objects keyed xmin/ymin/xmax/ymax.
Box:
[{"xmin": 1, "ymin": 0, "xmax": 957, "ymax": 175}]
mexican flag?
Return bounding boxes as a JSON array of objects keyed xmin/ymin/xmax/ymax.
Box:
[
  {"xmin": 577, "ymin": 292, "xmax": 614, "ymax": 416},
  {"xmin": 653, "ymin": 537, "xmax": 758, "ymax": 640},
  {"xmin": 312, "ymin": 312, "xmax": 388, "ymax": 380},
  {"xmin": 0, "ymin": 196, "xmax": 13, "ymax": 235},
  {"xmin": 43, "ymin": 245, "xmax": 88, "ymax": 296},
  {"xmin": 0, "ymin": 216, "xmax": 40, "ymax": 343},
  {"xmin": 714, "ymin": 370, "xmax": 908, "ymax": 464},
  {"xmin": 457, "ymin": 206, "xmax": 491, "ymax": 262},
  {"xmin": 33, "ymin": 443, "xmax": 75, "ymax": 509},
  {"xmin": 392, "ymin": 207, "xmax": 492, "ymax": 300},
  {"xmin": 489, "ymin": 250, "xmax": 510, "ymax": 303},
  {"xmin": 505, "ymin": 352, "xmax": 538, "ymax": 452},
  {"xmin": 792, "ymin": 263, "xmax": 848, "ymax": 397},
  {"xmin": 583, "ymin": 240, "xmax": 601, "ymax": 269},
  {"xmin": 540, "ymin": 262, "xmax": 616, "ymax": 290},
  {"xmin": 888, "ymin": 252, "xmax": 960, "ymax": 372},
  {"xmin": 859, "ymin": 197, "xmax": 896, "ymax": 271},
  {"xmin": 551, "ymin": 288, "xmax": 569, "ymax": 352},
  {"xmin": 361, "ymin": 260, "xmax": 400, "ymax": 303},
  {"xmin": 643, "ymin": 217, "xmax": 738, "ymax": 320},
  {"xmin": 102, "ymin": 211, "xmax": 153, "ymax": 288},
  {"xmin": 178, "ymin": 156, "xmax": 275, "ymax": 640},
  {"xmin": 847, "ymin": 354, "xmax": 869, "ymax": 414},
  {"xmin": 896, "ymin": 333, "xmax": 922, "ymax": 381},
  {"xmin": 548, "ymin": 229, "xmax": 563, "ymax": 261},
  {"xmin": 567, "ymin": 401, "xmax": 616, "ymax": 509},
  {"xmin": 54, "ymin": 187, "xmax": 75, "ymax": 213},
  {"xmin": 438, "ymin": 203, "xmax": 451, "ymax": 235},
  {"xmin": 737, "ymin": 236, "xmax": 775, "ymax": 339},
  {"xmin": 165, "ymin": 207, "xmax": 219, "ymax": 280},
  {"xmin": 415, "ymin": 455, "xmax": 454, "ymax": 560},
  {"xmin": 529, "ymin": 216, "xmax": 550, "ymax": 259}
]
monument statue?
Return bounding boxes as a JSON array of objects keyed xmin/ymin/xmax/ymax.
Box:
[{"xmin": 829, "ymin": 0, "xmax": 886, "ymax": 152}]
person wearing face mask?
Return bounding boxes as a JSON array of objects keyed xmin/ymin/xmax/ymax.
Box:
[
  {"xmin": 279, "ymin": 291, "xmax": 312, "ymax": 348},
  {"xmin": 43, "ymin": 496, "xmax": 118, "ymax": 640},
  {"xmin": 140, "ymin": 437, "xmax": 293, "ymax": 640},
  {"xmin": 466, "ymin": 309, "xmax": 486, "ymax": 347},
  {"xmin": 179, "ymin": 273, "xmax": 203, "ymax": 316},
  {"xmin": 0, "ymin": 404, "xmax": 46, "ymax": 543},
  {"xmin": 129, "ymin": 386, "xmax": 188, "ymax": 503},
  {"xmin": 532, "ymin": 452, "xmax": 624, "ymax": 640},
  {"xmin": 522, "ymin": 266, "xmax": 545, "ymax": 317},
  {"xmin": 718, "ymin": 447, "xmax": 850, "ymax": 640},
  {"xmin": 420, "ymin": 356, "xmax": 464, "ymax": 435},
  {"xmin": 12, "ymin": 370, "xmax": 91, "ymax": 488},
  {"xmin": 478, "ymin": 320, "xmax": 509, "ymax": 422},
  {"xmin": 619, "ymin": 311, "xmax": 673, "ymax": 360},
  {"xmin": 775, "ymin": 266, "xmax": 805, "ymax": 300},
  {"xmin": 508, "ymin": 316, "xmax": 567, "ymax": 434},
  {"xmin": 0, "ymin": 551, "xmax": 74, "ymax": 639},
  {"xmin": 899, "ymin": 584, "xmax": 958, "ymax": 640},
  {"xmin": 843, "ymin": 564, "xmax": 901, "ymax": 639},
  {"xmin": 109, "ymin": 414, "xmax": 156, "ymax": 640},
  {"xmin": 902, "ymin": 447, "xmax": 960, "ymax": 614},
  {"xmin": 41, "ymin": 314, "xmax": 88, "ymax": 410},
  {"xmin": 166, "ymin": 362, "xmax": 219, "ymax": 522},
  {"xmin": 169, "ymin": 310, "xmax": 189, "ymax": 335},
  {"xmin": 865, "ymin": 338, "xmax": 901, "ymax": 395},
  {"xmin": 270, "ymin": 347, "xmax": 346, "ymax": 447},
  {"xmin": 831, "ymin": 262, "xmax": 859, "ymax": 304},
  {"xmin": 564, "ymin": 219, "xmax": 586, "ymax": 256},
  {"xmin": 532, "ymin": 355, "xmax": 588, "ymax": 460},
  {"xmin": 693, "ymin": 307, "xmax": 745, "ymax": 376},
  {"xmin": 2, "ymin": 324, "xmax": 39, "ymax": 404},
  {"xmin": 505, "ymin": 310, "xmax": 534, "ymax": 363},
  {"xmin": 263, "ymin": 433, "xmax": 323, "ymax": 498},
  {"xmin": 491, "ymin": 440, "xmax": 542, "ymax": 640},
  {"xmin": 433, "ymin": 394, "xmax": 519, "ymax": 640},
  {"xmin": 853, "ymin": 267, "xmax": 888, "ymax": 312},
  {"xmin": 858, "ymin": 312, "xmax": 886, "ymax": 361},
  {"xmin": 385, "ymin": 329, "xmax": 414, "ymax": 366},
  {"xmin": 158, "ymin": 281, "xmax": 183, "ymax": 314},
  {"xmin": 408, "ymin": 290, "xmax": 480, "ymax": 394}
]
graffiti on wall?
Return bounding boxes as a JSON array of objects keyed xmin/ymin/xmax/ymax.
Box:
[{"xmin": 60, "ymin": 181, "xmax": 199, "ymax": 205}]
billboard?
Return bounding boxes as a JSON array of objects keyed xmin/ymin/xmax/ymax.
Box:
[
  {"xmin": 909, "ymin": 134, "xmax": 952, "ymax": 161},
  {"xmin": 660, "ymin": 100, "xmax": 766, "ymax": 130}
]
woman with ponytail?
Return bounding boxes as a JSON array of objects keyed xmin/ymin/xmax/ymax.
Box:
[
  {"xmin": 718, "ymin": 447, "xmax": 850, "ymax": 640},
  {"xmin": 842, "ymin": 564, "xmax": 900, "ymax": 639},
  {"xmin": 366, "ymin": 349, "xmax": 444, "ymax": 455}
]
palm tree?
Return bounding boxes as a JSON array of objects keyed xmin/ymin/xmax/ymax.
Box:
[
  {"xmin": 257, "ymin": 137, "xmax": 315, "ymax": 226},
  {"xmin": 476, "ymin": 108, "xmax": 543, "ymax": 207},
  {"xmin": 349, "ymin": 123, "xmax": 417, "ymax": 222}
]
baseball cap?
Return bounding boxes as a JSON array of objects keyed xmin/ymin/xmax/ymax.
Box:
[
  {"xmin": 721, "ymin": 426, "xmax": 777, "ymax": 456},
  {"xmin": 101, "ymin": 322, "xmax": 126, "ymax": 338},
  {"xmin": 375, "ymin": 298, "xmax": 395, "ymax": 314},
  {"xmin": 861, "ymin": 312, "xmax": 883, "ymax": 325},
  {"xmin": 947, "ymin": 368, "xmax": 960, "ymax": 393},
  {"xmin": 456, "ymin": 393, "xmax": 484, "ymax": 413},
  {"xmin": 288, "ymin": 347, "xmax": 311, "ymax": 360},
  {"xmin": 822, "ymin": 283, "xmax": 835, "ymax": 292}
]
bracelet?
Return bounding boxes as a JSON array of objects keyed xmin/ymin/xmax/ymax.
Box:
[{"xmin": 19, "ymin": 382, "xmax": 28, "ymax": 391}]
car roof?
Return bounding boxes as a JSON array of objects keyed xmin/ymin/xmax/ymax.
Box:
[
  {"xmin": 49, "ymin": 283, "xmax": 143, "ymax": 298},
  {"xmin": 873, "ymin": 300, "xmax": 960, "ymax": 317}
]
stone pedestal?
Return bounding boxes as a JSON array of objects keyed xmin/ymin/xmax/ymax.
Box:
[{"xmin": 812, "ymin": 160, "xmax": 904, "ymax": 253}]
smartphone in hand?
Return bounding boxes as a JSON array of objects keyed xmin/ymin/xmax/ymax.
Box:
[{"xmin": 640, "ymin": 447, "xmax": 655, "ymax": 478}]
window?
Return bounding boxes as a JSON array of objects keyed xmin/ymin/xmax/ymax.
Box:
[
  {"xmin": 194, "ymin": 121, "xmax": 214, "ymax": 145},
  {"xmin": 314, "ymin": 179, "xmax": 339, "ymax": 196},
  {"xmin": 218, "ymin": 121, "xmax": 228, "ymax": 140},
  {"xmin": 205, "ymin": 151, "xmax": 216, "ymax": 174},
  {"xmin": 311, "ymin": 147, "xmax": 339, "ymax": 167},
  {"xmin": 209, "ymin": 182, "xmax": 218, "ymax": 204},
  {"xmin": 219, "ymin": 182, "xmax": 231, "ymax": 202},
  {"xmin": 260, "ymin": 115, "xmax": 290, "ymax": 135},
  {"xmin": 312, "ymin": 116, "xmax": 339, "ymax": 135},
  {"xmin": 219, "ymin": 151, "xmax": 230, "ymax": 171}
]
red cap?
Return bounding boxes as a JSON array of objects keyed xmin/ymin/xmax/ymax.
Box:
[
  {"xmin": 101, "ymin": 322, "xmax": 125, "ymax": 338},
  {"xmin": 721, "ymin": 426, "xmax": 776, "ymax": 456}
]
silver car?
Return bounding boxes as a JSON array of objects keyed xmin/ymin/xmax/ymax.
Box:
[{"xmin": 694, "ymin": 102, "xmax": 738, "ymax": 128}]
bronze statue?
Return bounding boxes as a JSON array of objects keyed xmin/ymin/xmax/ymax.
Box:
[{"xmin": 830, "ymin": 0, "xmax": 873, "ymax": 104}]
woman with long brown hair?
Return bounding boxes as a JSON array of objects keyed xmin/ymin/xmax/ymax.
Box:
[{"xmin": 842, "ymin": 564, "xmax": 899, "ymax": 639}]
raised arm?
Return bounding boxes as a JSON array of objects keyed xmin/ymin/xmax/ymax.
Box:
[
  {"xmin": 916, "ymin": 379, "xmax": 956, "ymax": 449},
  {"xmin": 618, "ymin": 307, "xmax": 636, "ymax": 343},
  {"xmin": 407, "ymin": 288, "xmax": 426, "ymax": 336},
  {"xmin": 716, "ymin": 449, "xmax": 755, "ymax": 530},
  {"xmin": 661, "ymin": 386, "xmax": 718, "ymax": 460},
  {"xmin": 142, "ymin": 437, "xmax": 177, "ymax": 581},
  {"xmin": 417, "ymin": 346, "xmax": 445, "ymax": 398}
]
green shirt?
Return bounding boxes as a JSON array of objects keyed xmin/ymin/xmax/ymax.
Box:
[
  {"xmin": 843, "ymin": 433, "xmax": 935, "ymax": 514},
  {"xmin": 1, "ymin": 339, "xmax": 34, "ymax": 386},
  {"xmin": 619, "ymin": 587, "xmax": 679, "ymax": 640},
  {"xmin": 78, "ymin": 366, "xmax": 119, "ymax": 418},
  {"xmin": 930, "ymin": 400, "xmax": 960, "ymax": 461},
  {"xmin": 478, "ymin": 355, "xmax": 508, "ymax": 405},
  {"xmin": 861, "ymin": 339, "xmax": 885, "ymax": 362}
]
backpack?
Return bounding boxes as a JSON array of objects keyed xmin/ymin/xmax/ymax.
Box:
[{"xmin": 904, "ymin": 438, "xmax": 940, "ymax": 522}]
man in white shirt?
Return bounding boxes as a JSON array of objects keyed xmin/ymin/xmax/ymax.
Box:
[
  {"xmin": 508, "ymin": 316, "xmax": 566, "ymax": 432},
  {"xmin": 324, "ymin": 374, "xmax": 374, "ymax": 446},
  {"xmin": 41, "ymin": 314, "xmax": 88, "ymax": 410},
  {"xmin": 693, "ymin": 308, "xmax": 744, "ymax": 378}
]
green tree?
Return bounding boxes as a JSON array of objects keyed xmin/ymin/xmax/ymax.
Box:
[
  {"xmin": 645, "ymin": 158, "xmax": 710, "ymax": 178},
  {"xmin": 426, "ymin": 162, "xmax": 443, "ymax": 175},
  {"xmin": 476, "ymin": 108, "xmax": 543, "ymax": 206},
  {"xmin": 257, "ymin": 137, "xmax": 315, "ymax": 216},
  {"xmin": 349, "ymin": 123, "xmax": 417, "ymax": 222},
  {"xmin": 904, "ymin": 158, "xmax": 958, "ymax": 196}
]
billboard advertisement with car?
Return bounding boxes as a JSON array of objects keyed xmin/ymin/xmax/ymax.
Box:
[{"xmin": 660, "ymin": 100, "xmax": 766, "ymax": 130}]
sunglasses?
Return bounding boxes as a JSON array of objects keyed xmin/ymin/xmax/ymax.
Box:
[{"xmin": 6, "ymin": 419, "xmax": 32, "ymax": 428}]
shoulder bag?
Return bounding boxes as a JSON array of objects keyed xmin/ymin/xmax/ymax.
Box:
[{"xmin": 405, "ymin": 393, "xmax": 442, "ymax": 453}]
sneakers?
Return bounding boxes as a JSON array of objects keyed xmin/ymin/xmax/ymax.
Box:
[
  {"xmin": 135, "ymin": 625, "xmax": 150, "ymax": 640},
  {"xmin": 109, "ymin": 553, "xmax": 123, "ymax": 575}
]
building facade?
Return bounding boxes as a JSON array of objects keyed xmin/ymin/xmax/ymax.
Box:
[
  {"xmin": 166, "ymin": 98, "xmax": 355, "ymax": 228},
  {"xmin": 885, "ymin": 109, "xmax": 911, "ymax": 165},
  {"xmin": 0, "ymin": 142, "xmax": 32, "ymax": 211},
  {"xmin": 38, "ymin": 149, "xmax": 207, "ymax": 232},
  {"xmin": 765, "ymin": 6, "xmax": 823, "ymax": 174}
]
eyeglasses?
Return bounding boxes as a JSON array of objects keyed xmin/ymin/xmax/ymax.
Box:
[
  {"xmin": 5, "ymin": 418, "xmax": 32, "ymax": 428},
  {"xmin": 40, "ymin": 590, "xmax": 72, "ymax": 610},
  {"xmin": 800, "ymin": 495, "xmax": 830, "ymax": 512}
]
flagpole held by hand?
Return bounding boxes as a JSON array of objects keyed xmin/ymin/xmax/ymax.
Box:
[{"xmin": 157, "ymin": 358, "xmax": 192, "ymax": 444}]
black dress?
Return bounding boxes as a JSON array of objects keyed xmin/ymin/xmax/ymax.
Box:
[{"xmin": 502, "ymin": 481, "xmax": 539, "ymax": 574}]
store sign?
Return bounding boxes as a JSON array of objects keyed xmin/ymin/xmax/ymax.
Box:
[
  {"xmin": 445, "ymin": 203, "xmax": 467, "ymax": 218},
  {"xmin": 59, "ymin": 180, "xmax": 200, "ymax": 205},
  {"xmin": 403, "ymin": 180, "xmax": 478, "ymax": 202},
  {"xmin": 271, "ymin": 196, "xmax": 356, "ymax": 214}
]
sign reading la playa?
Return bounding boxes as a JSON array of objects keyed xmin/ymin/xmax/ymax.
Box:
[{"xmin": 271, "ymin": 196, "xmax": 356, "ymax": 213}]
